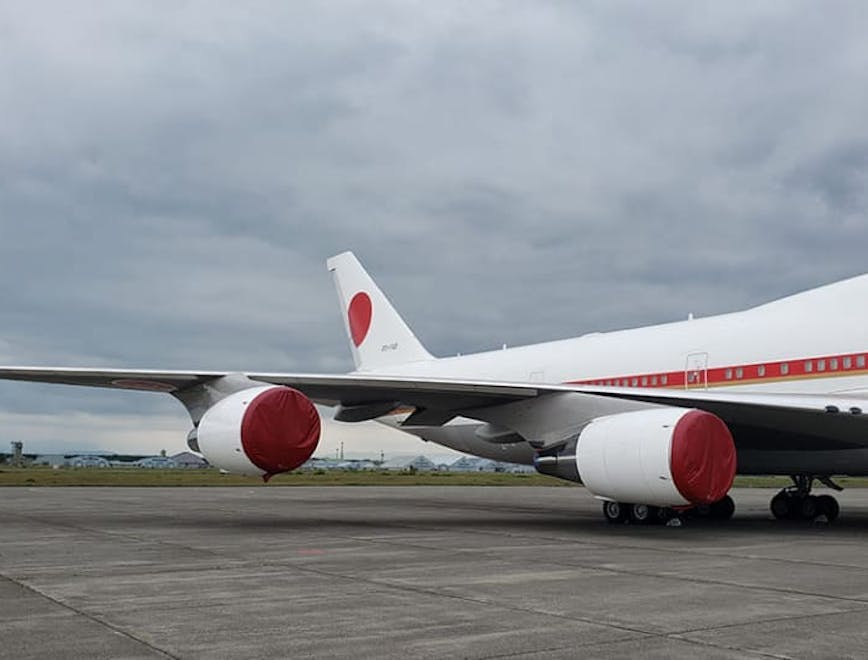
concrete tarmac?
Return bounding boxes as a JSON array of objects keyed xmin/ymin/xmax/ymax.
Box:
[{"xmin": 2, "ymin": 486, "xmax": 868, "ymax": 659}]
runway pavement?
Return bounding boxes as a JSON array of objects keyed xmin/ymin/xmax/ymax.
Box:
[{"xmin": 1, "ymin": 486, "xmax": 868, "ymax": 659}]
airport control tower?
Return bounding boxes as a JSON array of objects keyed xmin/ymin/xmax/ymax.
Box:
[{"xmin": 10, "ymin": 441, "xmax": 23, "ymax": 467}]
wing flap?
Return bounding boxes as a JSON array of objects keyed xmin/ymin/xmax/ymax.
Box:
[{"xmin": 248, "ymin": 372, "xmax": 539, "ymax": 409}]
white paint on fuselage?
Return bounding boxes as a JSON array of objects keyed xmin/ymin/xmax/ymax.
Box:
[{"xmin": 375, "ymin": 273, "xmax": 868, "ymax": 393}]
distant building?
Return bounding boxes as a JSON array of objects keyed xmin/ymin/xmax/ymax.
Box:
[
  {"xmin": 302, "ymin": 457, "xmax": 342, "ymax": 470},
  {"xmin": 69, "ymin": 455, "xmax": 110, "ymax": 468},
  {"xmin": 135, "ymin": 456, "xmax": 177, "ymax": 469},
  {"xmin": 451, "ymin": 456, "xmax": 530, "ymax": 472},
  {"xmin": 32, "ymin": 454, "xmax": 69, "ymax": 468},
  {"xmin": 450, "ymin": 456, "xmax": 494, "ymax": 472},
  {"xmin": 380, "ymin": 455, "xmax": 437, "ymax": 472},
  {"xmin": 450, "ymin": 456, "xmax": 536, "ymax": 473},
  {"xmin": 170, "ymin": 451, "xmax": 209, "ymax": 469}
]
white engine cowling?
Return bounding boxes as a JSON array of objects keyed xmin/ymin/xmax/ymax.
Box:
[
  {"xmin": 576, "ymin": 407, "xmax": 736, "ymax": 507},
  {"xmin": 197, "ymin": 386, "xmax": 321, "ymax": 480}
]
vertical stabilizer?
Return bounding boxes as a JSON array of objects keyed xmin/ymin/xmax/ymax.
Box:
[{"xmin": 327, "ymin": 252, "xmax": 434, "ymax": 371}]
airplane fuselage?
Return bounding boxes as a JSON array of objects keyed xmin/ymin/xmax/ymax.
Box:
[{"xmin": 373, "ymin": 274, "xmax": 868, "ymax": 474}]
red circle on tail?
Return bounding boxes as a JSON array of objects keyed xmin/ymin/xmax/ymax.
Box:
[{"xmin": 348, "ymin": 292, "xmax": 372, "ymax": 347}]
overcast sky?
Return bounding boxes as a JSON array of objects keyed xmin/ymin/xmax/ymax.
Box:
[{"xmin": 2, "ymin": 2, "xmax": 867, "ymax": 458}]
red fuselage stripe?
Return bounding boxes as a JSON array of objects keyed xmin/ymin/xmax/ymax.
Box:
[{"xmin": 568, "ymin": 351, "xmax": 868, "ymax": 389}]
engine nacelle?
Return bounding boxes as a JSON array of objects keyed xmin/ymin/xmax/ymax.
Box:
[
  {"xmin": 197, "ymin": 386, "xmax": 321, "ymax": 480},
  {"xmin": 576, "ymin": 407, "xmax": 736, "ymax": 507}
]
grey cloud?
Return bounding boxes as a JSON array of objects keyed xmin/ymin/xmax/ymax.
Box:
[{"xmin": 2, "ymin": 2, "xmax": 868, "ymax": 450}]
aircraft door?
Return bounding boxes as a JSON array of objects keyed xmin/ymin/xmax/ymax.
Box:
[
  {"xmin": 528, "ymin": 370, "xmax": 546, "ymax": 383},
  {"xmin": 685, "ymin": 352, "xmax": 708, "ymax": 389}
]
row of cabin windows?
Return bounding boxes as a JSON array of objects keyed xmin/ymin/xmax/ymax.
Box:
[
  {"xmin": 594, "ymin": 374, "xmax": 669, "ymax": 387},
  {"xmin": 722, "ymin": 354, "xmax": 867, "ymax": 380},
  {"xmin": 591, "ymin": 354, "xmax": 867, "ymax": 387},
  {"xmin": 804, "ymin": 354, "xmax": 865, "ymax": 373}
]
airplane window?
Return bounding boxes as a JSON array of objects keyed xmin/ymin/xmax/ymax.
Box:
[
  {"xmin": 758, "ymin": 365, "xmax": 766, "ymax": 377},
  {"xmin": 661, "ymin": 375, "xmax": 668, "ymax": 385},
  {"xmin": 830, "ymin": 358, "xmax": 838, "ymax": 370},
  {"xmin": 725, "ymin": 369, "xmax": 732, "ymax": 380},
  {"xmin": 805, "ymin": 361, "xmax": 813, "ymax": 372},
  {"xmin": 780, "ymin": 363, "xmax": 789, "ymax": 375},
  {"xmin": 651, "ymin": 376, "xmax": 658, "ymax": 386},
  {"xmin": 631, "ymin": 378, "xmax": 638, "ymax": 387},
  {"xmin": 843, "ymin": 357, "xmax": 852, "ymax": 369},
  {"xmin": 735, "ymin": 367, "xmax": 743, "ymax": 379},
  {"xmin": 641, "ymin": 377, "xmax": 648, "ymax": 386},
  {"xmin": 858, "ymin": 356, "xmax": 866, "ymax": 369},
  {"xmin": 817, "ymin": 359, "xmax": 826, "ymax": 371}
]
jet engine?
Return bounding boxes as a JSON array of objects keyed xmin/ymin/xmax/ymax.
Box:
[
  {"xmin": 575, "ymin": 407, "xmax": 736, "ymax": 507},
  {"xmin": 196, "ymin": 386, "xmax": 321, "ymax": 480}
]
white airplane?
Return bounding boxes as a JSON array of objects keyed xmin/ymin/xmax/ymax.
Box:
[{"xmin": 3, "ymin": 252, "xmax": 868, "ymax": 524}]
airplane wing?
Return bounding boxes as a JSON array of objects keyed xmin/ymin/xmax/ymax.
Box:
[
  {"xmin": 0, "ymin": 367, "xmax": 538, "ymax": 407},
  {"xmin": 2, "ymin": 367, "xmax": 868, "ymax": 450},
  {"xmin": 0, "ymin": 367, "xmax": 226, "ymax": 392}
]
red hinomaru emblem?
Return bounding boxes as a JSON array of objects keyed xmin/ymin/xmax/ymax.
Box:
[{"xmin": 348, "ymin": 292, "xmax": 372, "ymax": 346}]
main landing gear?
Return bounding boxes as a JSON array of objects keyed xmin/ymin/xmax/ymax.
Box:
[
  {"xmin": 770, "ymin": 475, "xmax": 841, "ymax": 522},
  {"xmin": 602, "ymin": 500, "xmax": 672, "ymax": 525},
  {"xmin": 602, "ymin": 495, "xmax": 735, "ymax": 525}
]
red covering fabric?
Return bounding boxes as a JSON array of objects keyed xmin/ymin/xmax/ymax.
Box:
[
  {"xmin": 670, "ymin": 410, "xmax": 736, "ymax": 504},
  {"xmin": 241, "ymin": 387, "xmax": 321, "ymax": 480},
  {"xmin": 348, "ymin": 292, "xmax": 372, "ymax": 347}
]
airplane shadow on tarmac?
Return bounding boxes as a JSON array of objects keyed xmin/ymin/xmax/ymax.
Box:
[
  {"xmin": 98, "ymin": 507, "xmax": 868, "ymax": 540},
  {"xmin": 16, "ymin": 490, "xmax": 868, "ymax": 541}
]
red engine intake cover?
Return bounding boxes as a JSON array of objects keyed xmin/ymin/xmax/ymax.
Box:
[
  {"xmin": 240, "ymin": 387, "xmax": 321, "ymax": 480},
  {"xmin": 670, "ymin": 410, "xmax": 737, "ymax": 504}
]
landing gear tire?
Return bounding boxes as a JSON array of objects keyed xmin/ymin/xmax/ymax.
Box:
[
  {"xmin": 629, "ymin": 503, "xmax": 655, "ymax": 525},
  {"xmin": 710, "ymin": 495, "xmax": 736, "ymax": 520},
  {"xmin": 800, "ymin": 495, "xmax": 819, "ymax": 520},
  {"xmin": 602, "ymin": 500, "xmax": 629, "ymax": 524},
  {"xmin": 816, "ymin": 494, "xmax": 840, "ymax": 522},
  {"xmin": 770, "ymin": 478, "xmax": 841, "ymax": 522},
  {"xmin": 686, "ymin": 495, "xmax": 735, "ymax": 522},
  {"xmin": 770, "ymin": 491, "xmax": 791, "ymax": 520},
  {"xmin": 654, "ymin": 507, "xmax": 676, "ymax": 524}
]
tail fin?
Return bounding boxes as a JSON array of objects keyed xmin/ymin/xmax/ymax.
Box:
[{"xmin": 327, "ymin": 252, "xmax": 434, "ymax": 371}]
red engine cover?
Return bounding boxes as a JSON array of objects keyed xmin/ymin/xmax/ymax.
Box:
[
  {"xmin": 670, "ymin": 409, "xmax": 737, "ymax": 504},
  {"xmin": 241, "ymin": 387, "xmax": 321, "ymax": 480}
]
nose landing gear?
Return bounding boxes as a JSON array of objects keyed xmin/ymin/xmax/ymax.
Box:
[{"xmin": 770, "ymin": 475, "xmax": 841, "ymax": 522}]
